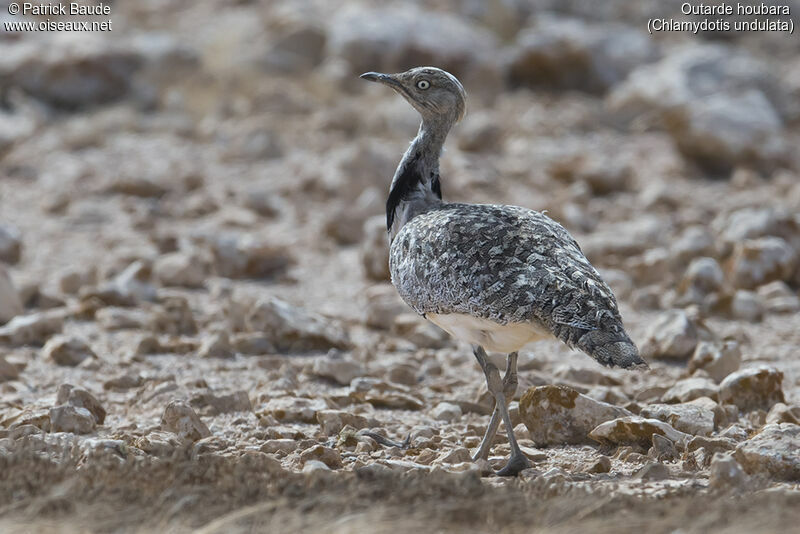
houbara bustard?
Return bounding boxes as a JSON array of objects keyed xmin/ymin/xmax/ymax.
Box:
[{"xmin": 361, "ymin": 67, "xmax": 646, "ymax": 476}]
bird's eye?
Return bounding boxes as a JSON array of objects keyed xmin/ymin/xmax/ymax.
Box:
[{"xmin": 416, "ymin": 80, "xmax": 430, "ymax": 90}]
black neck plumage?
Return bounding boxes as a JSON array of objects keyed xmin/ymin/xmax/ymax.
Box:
[{"xmin": 386, "ymin": 152, "xmax": 442, "ymax": 231}]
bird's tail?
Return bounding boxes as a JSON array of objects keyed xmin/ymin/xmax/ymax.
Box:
[{"xmin": 577, "ymin": 329, "xmax": 648, "ymax": 370}]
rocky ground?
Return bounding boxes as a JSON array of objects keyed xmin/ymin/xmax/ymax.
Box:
[{"xmin": 1, "ymin": 0, "xmax": 800, "ymax": 532}]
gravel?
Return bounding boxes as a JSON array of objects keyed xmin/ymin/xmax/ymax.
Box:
[{"xmin": 0, "ymin": 2, "xmax": 798, "ymax": 531}]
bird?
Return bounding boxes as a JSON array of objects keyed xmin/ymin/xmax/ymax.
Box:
[{"xmin": 360, "ymin": 66, "xmax": 647, "ymax": 477}]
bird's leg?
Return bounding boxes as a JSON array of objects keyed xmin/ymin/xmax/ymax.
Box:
[
  {"xmin": 495, "ymin": 351, "xmax": 530, "ymax": 476},
  {"xmin": 471, "ymin": 352, "xmax": 519, "ymax": 462},
  {"xmin": 472, "ymin": 346, "xmax": 531, "ymax": 476},
  {"xmin": 471, "ymin": 404, "xmax": 501, "ymax": 462},
  {"xmin": 503, "ymin": 351, "xmax": 519, "ymax": 403}
]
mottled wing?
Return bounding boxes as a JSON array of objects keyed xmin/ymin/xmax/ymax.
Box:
[{"xmin": 389, "ymin": 203, "xmax": 642, "ymax": 367}]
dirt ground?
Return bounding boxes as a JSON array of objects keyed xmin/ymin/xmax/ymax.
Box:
[
  {"xmin": 1, "ymin": 0, "xmax": 799, "ymax": 532},
  {"xmin": 1, "ymin": 452, "xmax": 800, "ymax": 533}
]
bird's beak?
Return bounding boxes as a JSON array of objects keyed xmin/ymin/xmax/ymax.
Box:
[{"xmin": 360, "ymin": 72, "xmax": 403, "ymax": 90}]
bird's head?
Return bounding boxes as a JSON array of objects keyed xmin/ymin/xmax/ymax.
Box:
[{"xmin": 360, "ymin": 66, "xmax": 467, "ymax": 125}]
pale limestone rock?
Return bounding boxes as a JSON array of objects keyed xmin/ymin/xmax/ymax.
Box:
[
  {"xmin": 678, "ymin": 257, "xmax": 724, "ymax": 302},
  {"xmin": 312, "ymin": 354, "xmax": 364, "ymax": 385},
  {"xmin": 766, "ymin": 403, "xmax": 800, "ymax": 425},
  {"xmin": 247, "ymin": 296, "xmax": 351, "ymax": 353},
  {"xmin": 43, "ymin": 335, "xmax": 96, "ymax": 367},
  {"xmin": 431, "ymin": 402, "xmax": 463, "ymax": 423},
  {"xmin": 434, "ymin": 447, "xmax": 471, "ymax": 465},
  {"xmin": 634, "ymin": 462, "xmax": 671, "ymax": 481},
  {"xmin": 316, "ymin": 409, "xmax": 369, "ymax": 436},
  {"xmin": 734, "ymin": 423, "xmax": 800, "ymax": 481},
  {"xmin": 363, "ymin": 284, "xmax": 406, "ymax": 330},
  {"xmin": 719, "ymin": 366, "xmax": 785, "ymax": 412},
  {"xmin": 713, "ymin": 207, "xmax": 800, "ymax": 254},
  {"xmin": 519, "ymin": 385, "xmax": 631, "ymax": 446},
  {"xmin": 197, "ymin": 331, "xmax": 234, "ymax": 359},
  {"xmin": 589, "ymin": 416, "xmax": 691, "ymax": 448},
  {"xmin": 0, "ymin": 309, "xmax": 65, "ymax": 346},
  {"xmin": 662, "ymin": 377, "xmax": 719, "ymax": 403},
  {"xmin": 190, "ymin": 391, "xmax": 251, "ymax": 415},
  {"xmin": 670, "ymin": 227, "xmax": 716, "ymax": 264},
  {"xmin": 688, "ymin": 341, "xmax": 742, "ymax": 383},
  {"xmin": 757, "ymin": 280, "xmax": 800, "ymax": 314},
  {"xmin": 299, "ymin": 445, "xmax": 342, "ymax": 469},
  {"xmin": 134, "ymin": 431, "xmax": 182, "ymax": 457},
  {"xmin": 302, "ymin": 460, "xmax": 331, "ymax": 473},
  {"xmin": 609, "ymin": 45, "xmax": 789, "ymax": 171},
  {"xmin": 55, "ymin": 384, "xmax": 106, "ymax": 424},
  {"xmin": 649, "ymin": 433, "xmax": 678, "ymax": 462},
  {"xmin": 104, "ymin": 372, "xmax": 144, "ymax": 391},
  {"xmin": 57, "ymin": 267, "xmax": 97, "ymax": 295},
  {"xmin": 161, "ymin": 400, "xmax": 211, "ymax": 442},
  {"xmin": 709, "ymin": 453, "xmax": 751, "ymax": 490},
  {"xmin": 206, "ymin": 234, "xmax": 292, "ymax": 280},
  {"xmin": 507, "ymin": 15, "xmax": 657, "ymax": 94},
  {"xmin": 260, "ymin": 439, "xmax": 298, "ymax": 455},
  {"xmin": 728, "ymin": 237, "xmax": 797, "ymax": 290},
  {"xmin": 640, "ymin": 403, "xmax": 714, "ymax": 436},
  {"xmin": 49, "ymin": 405, "xmax": 96, "ymax": 434},
  {"xmin": 153, "ymin": 251, "xmax": 207, "ymax": 288},
  {"xmin": 729, "ymin": 290, "xmax": 764, "ymax": 322},
  {"xmin": 259, "ymin": 397, "xmax": 327, "ymax": 424},
  {"xmin": 640, "ymin": 309, "xmax": 698, "ymax": 360}
]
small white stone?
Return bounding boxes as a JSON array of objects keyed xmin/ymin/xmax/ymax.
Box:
[
  {"xmin": 640, "ymin": 309, "xmax": 698, "ymax": 360},
  {"xmin": 719, "ymin": 366, "xmax": 785, "ymax": 411},
  {"xmin": 661, "ymin": 377, "xmax": 719, "ymax": 403},
  {"xmin": 312, "ymin": 355, "xmax": 363, "ymax": 385},
  {"xmin": 709, "ymin": 453, "xmax": 749, "ymax": 489},
  {"xmin": 153, "ymin": 251, "xmax": 207, "ymax": 288},
  {"xmin": 161, "ymin": 400, "xmax": 211, "ymax": 442},
  {"xmin": 728, "ymin": 237, "xmax": 797, "ymax": 290},
  {"xmin": 689, "ymin": 341, "xmax": 741, "ymax": 383},
  {"xmin": 43, "ymin": 335, "xmax": 96, "ymax": 367},
  {"xmin": 302, "ymin": 459, "xmax": 331, "ymax": 473},
  {"xmin": 50, "ymin": 405, "xmax": 96, "ymax": 434},
  {"xmin": 431, "ymin": 402, "xmax": 462, "ymax": 423},
  {"xmin": 730, "ymin": 290, "xmax": 764, "ymax": 322},
  {"xmin": 198, "ymin": 331, "xmax": 233, "ymax": 359},
  {"xmin": 640, "ymin": 403, "xmax": 714, "ymax": 436}
]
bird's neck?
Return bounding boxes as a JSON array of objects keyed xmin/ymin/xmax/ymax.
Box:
[{"xmin": 386, "ymin": 119, "xmax": 450, "ymax": 240}]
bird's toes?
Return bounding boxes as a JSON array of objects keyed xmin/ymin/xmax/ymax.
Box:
[{"xmin": 496, "ymin": 454, "xmax": 531, "ymax": 477}]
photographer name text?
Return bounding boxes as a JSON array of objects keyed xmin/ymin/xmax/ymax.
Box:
[
  {"xmin": 17, "ymin": 2, "xmax": 110, "ymax": 16},
  {"xmin": 5, "ymin": 2, "xmax": 113, "ymax": 32}
]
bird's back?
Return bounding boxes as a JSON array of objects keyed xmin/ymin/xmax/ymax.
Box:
[{"xmin": 389, "ymin": 203, "xmax": 645, "ymax": 369}]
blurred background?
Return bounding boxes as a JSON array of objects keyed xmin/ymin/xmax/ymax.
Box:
[
  {"xmin": 1, "ymin": 1, "xmax": 800, "ymax": 532},
  {"xmin": 1, "ymin": 0, "xmax": 799, "ymax": 313}
]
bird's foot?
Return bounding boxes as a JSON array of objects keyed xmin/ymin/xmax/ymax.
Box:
[
  {"xmin": 360, "ymin": 431, "xmax": 410, "ymax": 449},
  {"xmin": 496, "ymin": 453, "xmax": 531, "ymax": 477}
]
